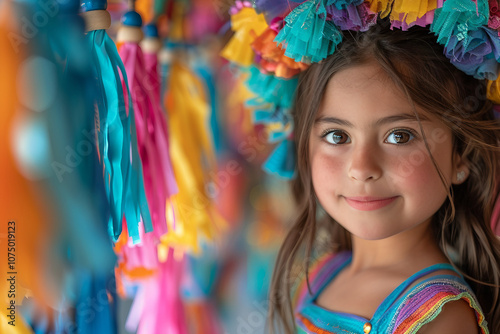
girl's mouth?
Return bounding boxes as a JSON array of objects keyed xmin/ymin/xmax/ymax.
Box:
[{"xmin": 343, "ymin": 196, "xmax": 398, "ymax": 211}]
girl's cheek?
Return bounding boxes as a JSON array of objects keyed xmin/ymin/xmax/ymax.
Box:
[
  {"xmin": 388, "ymin": 152, "xmax": 449, "ymax": 195},
  {"xmin": 311, "ymin": 150, "xmax": 345, "ymax": 183}
]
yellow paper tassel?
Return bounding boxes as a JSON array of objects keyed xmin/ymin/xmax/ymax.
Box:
[
  {"xmin": 220, "ymin": 7, "xmax": 268, "ymax": 67},
  {"xmin": 391, "ymin": 0, "xmax": 438, "ymax": 25},
  {"xmin": 162, "ymin": 62, "xmax": 225, "ymax": 255},
  {"xmin": 487, "ymin": 77, "xmax": 500, "ymax": 104}
]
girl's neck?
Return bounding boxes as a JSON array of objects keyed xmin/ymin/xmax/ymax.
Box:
[{"xmin": 348, "ymin": 220, "xmax": 449, "ymax": 274}]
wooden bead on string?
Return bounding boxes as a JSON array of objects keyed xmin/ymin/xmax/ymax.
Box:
[
  {"xmin": 117, "ymin": 11, "xmax": 144, "ymax": 43},
  {"xmin": 80, "ymin": 10, "xmax": 111, "ymax": 32},
  {"xmin": 80, "ymin": 0, "xmax": 111, "ymax": 32},
  {"xmin": 141, "ymin": 24, "xmax": 161, "ymax": 54}
]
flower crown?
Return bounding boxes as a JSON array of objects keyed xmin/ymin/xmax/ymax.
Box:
[{"xmin": 221, "ymin": 0, "xmax": 500, "ymax": 179}]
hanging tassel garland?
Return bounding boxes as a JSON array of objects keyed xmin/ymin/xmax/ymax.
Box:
[{"xmin": 83, "ymin": 2, "xmax": 153, "ymax": 243}]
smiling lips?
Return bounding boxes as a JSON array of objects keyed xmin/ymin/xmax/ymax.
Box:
[{"xmin": 344, "ymin": 196, "xmax": 398, "ymax": 211}]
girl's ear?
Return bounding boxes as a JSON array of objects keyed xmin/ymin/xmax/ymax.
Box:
[{"xmin": 451, "ymin": 152, "xmax": 470, "ymax": 185}]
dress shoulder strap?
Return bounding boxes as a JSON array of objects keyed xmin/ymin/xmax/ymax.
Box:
[
  {"xmin": 386, "ymin": 275, "xmax": 489, "ymax": 334},
  {"xmin": 292, "ymin": 251, "xmax": 351, "ymax": 311}
]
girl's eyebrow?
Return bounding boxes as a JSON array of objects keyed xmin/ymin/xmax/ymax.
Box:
[{"xmin": 314, "ymin": 113, "xmax": 430, "ymax": 127}]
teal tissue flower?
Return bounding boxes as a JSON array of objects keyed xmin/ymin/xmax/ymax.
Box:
[
  {"xmin": 274, "ymin": 0, "xmax": 343, "ymax": 63},
  {"xmin": 431, "ymin": 0, "xmax": 489, "ymax": 47}
]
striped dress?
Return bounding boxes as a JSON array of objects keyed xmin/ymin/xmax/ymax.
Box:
[{"xmin": 294, "ymin": 252, "xmax": 489, "ymax": 334}]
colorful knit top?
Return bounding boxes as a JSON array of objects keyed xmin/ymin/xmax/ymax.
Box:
[{"xmin": 294, "ymin": 252, "xmax": 489, "ymax": 334}]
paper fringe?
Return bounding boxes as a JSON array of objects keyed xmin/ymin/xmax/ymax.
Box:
[
  {"xmin": 87, "ymin": 30, "xmax": 153, "ymax": 243},
  {"xmin": 119, "ymin": 41, "xmax": 178, "ymax": 242}
]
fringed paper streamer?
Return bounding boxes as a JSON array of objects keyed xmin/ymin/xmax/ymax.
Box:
[
  {"xmin": 445, "ymin": 26, "xmax": 500, "ymax": 79},
  {"xmin": 326, "ymin": 0, "xmax": 364, "ymax": 10},
  {"xmin": 368, "ymin": 0, "xmax": 395, "ymax": 19},
  {"xmin": 220, "ymin": 3, "xmax": 268, "ymax": 67},
  {"xmin": 118, "ymin": 12, "xmax": 178, "ymax": 241},
  {"xmin": 431, "ymin": 0, "xmax": 490, "ymax": 48},
  {"xmin": 45, "ymin": 2, "xmax": 115, "ymax": 274},
  {"xmin": 85, "ymin": 7, "xmax": 152, "ymax": 243},
  {"xmin": 245, "ymin": 66, "xmax": 298, "ymax": 109},
  {"xmin": 327, "ymin": 2, "xmax": 378, "ymax": 32},
  {"xmin": 252, "ymin": 21, "xmax": 310, "ymax": 78},
  {"xmin": 390, "ymin": 0, "xmax": 441, "ymax": 30},
  {"xmin": 126, "ymin": 248, "xmax": 188, "ymax": 334},
  {"xmin": 162, "ymin": 62, "xmax": 220, "ymax": 254},
  {"xmin": 275, "ymin": 0, "xmax": 343, "ymax": 63},
  {"xmin": 489, "ymin": 0, "xmax": 500, "ymax": 30},
  {"xmin": 262, "ymin": 138, "xmax": 296, "ymax": 179}
]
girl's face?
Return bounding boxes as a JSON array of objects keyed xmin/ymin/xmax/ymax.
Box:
[{"xmin": 309, "ymin": 62, "xmax": 466, "ymax": 241}]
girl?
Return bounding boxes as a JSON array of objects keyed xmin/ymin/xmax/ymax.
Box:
[{"xmin": 267, "ymin": 17, "xmax": 500, "ymax": 334}]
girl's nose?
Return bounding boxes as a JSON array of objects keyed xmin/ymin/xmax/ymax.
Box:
[{"xmin": 347, "ymin": 144, "xmax": 383, "ymax": 182}]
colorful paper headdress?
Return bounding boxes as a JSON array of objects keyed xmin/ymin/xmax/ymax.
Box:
[{"xmin": 222, "ymin": 0, "xmax": 500, "ymax": 179}]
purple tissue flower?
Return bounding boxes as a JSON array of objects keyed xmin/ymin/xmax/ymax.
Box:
[{"xmin": 445, "ymin": 27, "xmax": 500, "ymax": 80}]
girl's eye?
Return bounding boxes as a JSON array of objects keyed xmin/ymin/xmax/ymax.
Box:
[
  {"xmin": 385, "ymin": 130, "xmax": 415, "ymax": 144},
  {"xmin": 323, "ymin": 130, "xmax": 351, "ymax": 145}
]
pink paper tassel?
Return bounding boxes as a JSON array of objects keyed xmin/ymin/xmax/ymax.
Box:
[
  {"xmin": 119, "ymin": 42, "xmax": 178, "ymax": 240},
  {"xmin": 126, "ymin": 248, "xmax": 188, "ymax": 334},
  {"xmin": 122, "ymin": 221, "xmax": 159, "ymax": 270}
]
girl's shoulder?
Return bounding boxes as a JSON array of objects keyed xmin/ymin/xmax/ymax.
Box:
[{"xmin": 386, "ymin": 272, "xmax": 489, "ymax": 334}]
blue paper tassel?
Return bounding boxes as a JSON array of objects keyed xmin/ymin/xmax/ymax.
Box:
[
  {"xmin": 245, "ymin": 66, "xmax": 298, "ymax": 109},
  {"xmin": 86, "ymin": 29, "xmax": 153, "ymax": 243},
  {"xmin": 262, "ymin": 139, "xmax": 296, "ymax": 179}
]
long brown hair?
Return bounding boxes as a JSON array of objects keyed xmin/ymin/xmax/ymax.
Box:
[{"xmin": 268, "ymin": 19, "xmax": 500, "ymax": 333}]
